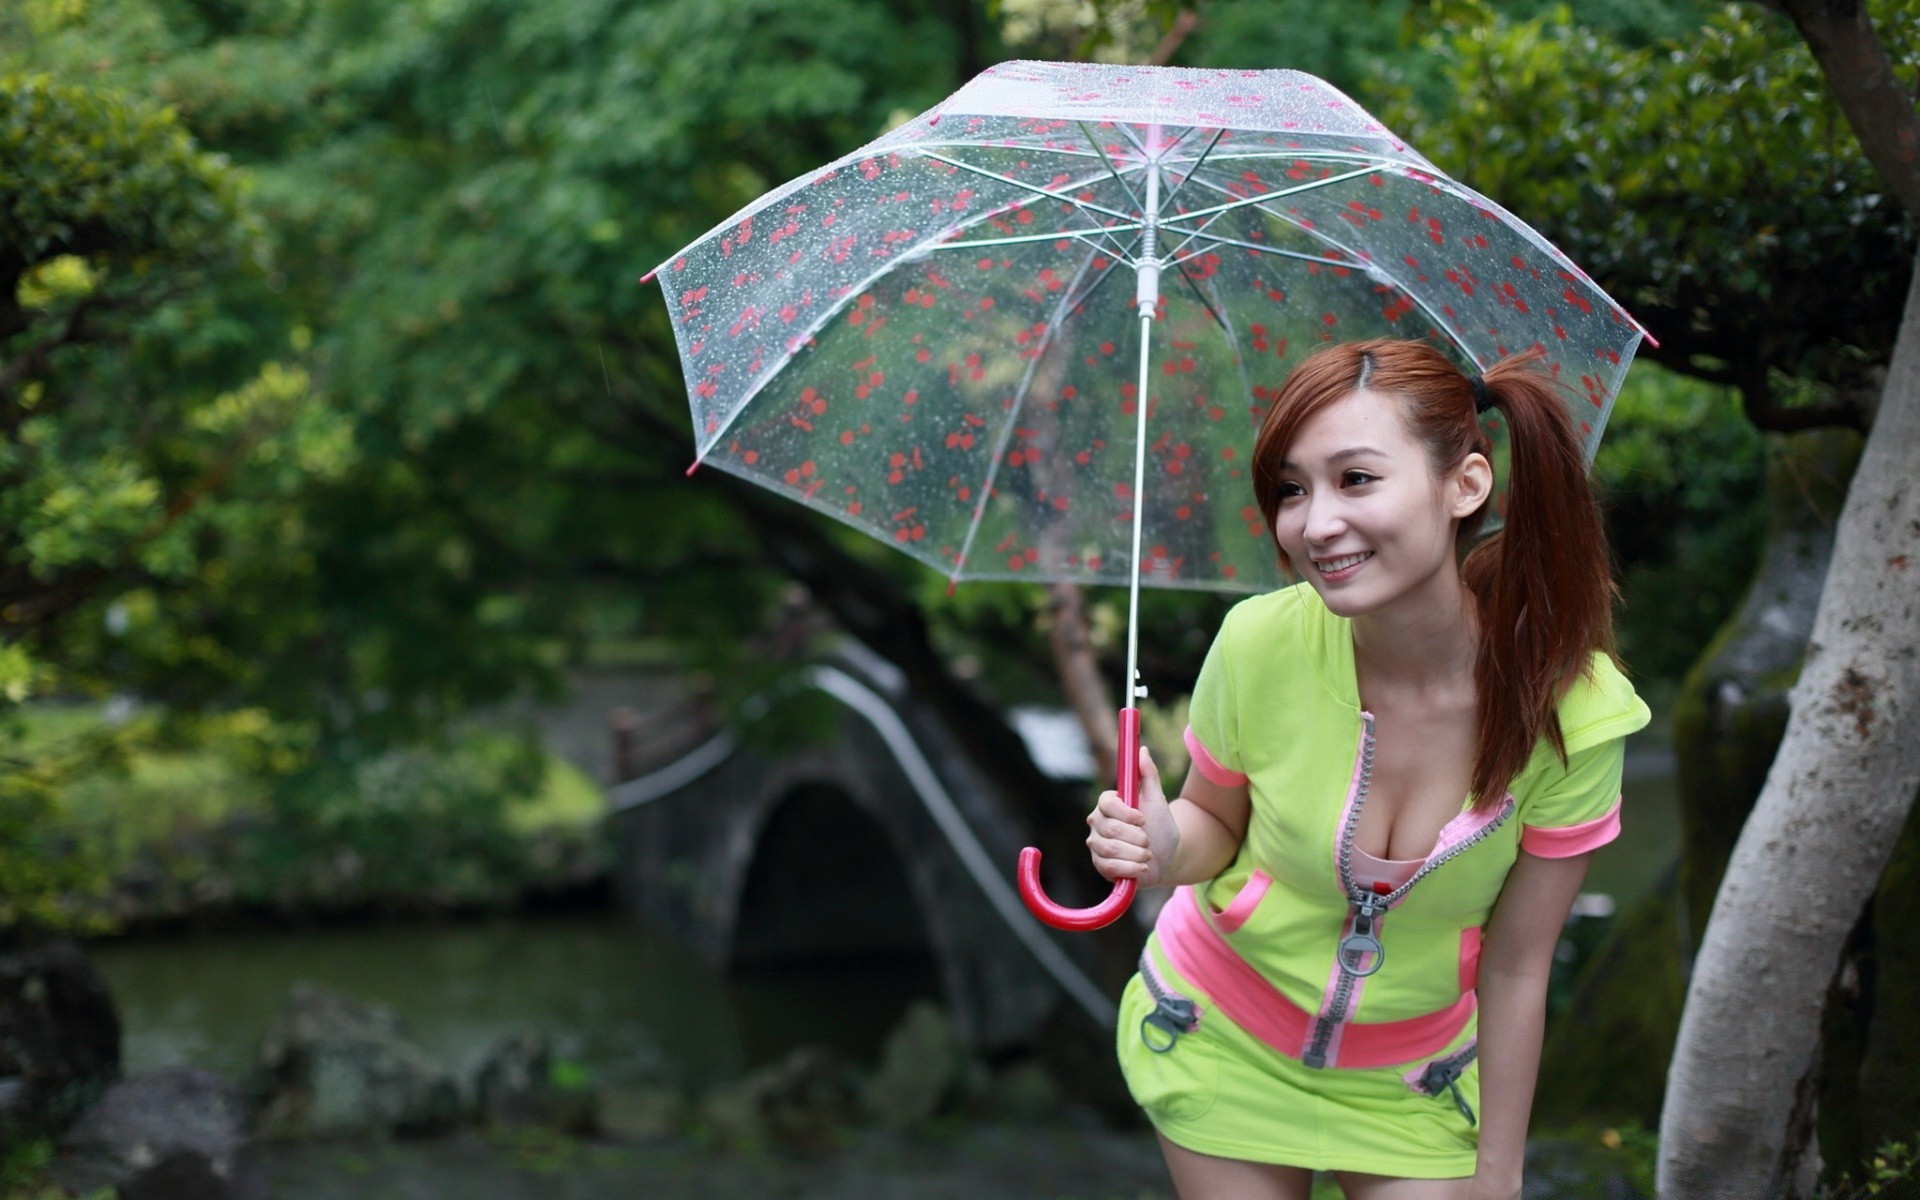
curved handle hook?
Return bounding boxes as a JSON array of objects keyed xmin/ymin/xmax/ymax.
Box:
[{"xmin": 1017, "ymin": 707, "xmax": 1141, "ymax": 932}]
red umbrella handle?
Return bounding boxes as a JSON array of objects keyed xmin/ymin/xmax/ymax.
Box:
[{"xmin": 1017, "ymin": 707, "xmax": 1141, "ymax": 931}]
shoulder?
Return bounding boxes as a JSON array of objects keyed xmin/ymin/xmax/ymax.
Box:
[
  {"xmin": 1554, "ymin": 651, "xmax": 1651, "ymax": 758},
  {"xmin": 1218, "ymin": 583, "xmax": 1322, "ymax": 646}
]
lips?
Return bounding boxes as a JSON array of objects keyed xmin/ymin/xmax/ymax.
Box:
[{"xmin": 1313, "ymin": 551, "xmax": 1373, "ymax": 576}]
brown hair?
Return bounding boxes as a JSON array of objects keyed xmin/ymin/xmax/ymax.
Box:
[{"xmin": 1251, "ymin": 339, "xmax": 1617, "ymax": 809}]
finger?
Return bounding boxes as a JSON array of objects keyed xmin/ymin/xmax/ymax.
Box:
[
  {"xmin": 1090, "ymin": 814, "xmax": 1144, "ymax": 840},
  {"xmin": 1092, "ymin": 793, "xmax": 1146, "ymax": 826},
  {"xmin": 1094, "ymin": 856, "xmax": 1146, "ymax": 882},
  {"xmin": 1087, "ymin": 834, "xmax": 1150, "ymax": 864}
]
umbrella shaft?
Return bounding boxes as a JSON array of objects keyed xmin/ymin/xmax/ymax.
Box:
[{"xmin": 1124, "ymin": 138, "xmax": 1161, "ymax": 712}]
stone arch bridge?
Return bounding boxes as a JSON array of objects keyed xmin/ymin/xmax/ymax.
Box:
[{"xmin": 603, "ymin": 652, "xmax": 1120, "ymax": 1052}]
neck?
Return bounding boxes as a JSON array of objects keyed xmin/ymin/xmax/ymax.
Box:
[{"xmin": 1350, "ymin": 573, "xmax": 1478, "ymax": 696}]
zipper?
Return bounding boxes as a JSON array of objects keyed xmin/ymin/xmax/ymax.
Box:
[
  {"xmin": 1302, "ymin": 712, "xmax": 1517, "ymax": 1069},
  {"xmin": 1409, "ymin": 1039, "xmax": 1479, "ymax": 1125},
  {"xmin": 1138, "ymin": 948, "xmax": 1199, "ymax": 1053}
]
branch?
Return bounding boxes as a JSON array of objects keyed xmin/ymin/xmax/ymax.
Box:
[
  {"xmin": 1147, "ymin": 8, "xmax": 1201, "ymax": 66},
  {"xmin": 1762, "ymin": 0, "xmax": 1920, "ymax": 219}
]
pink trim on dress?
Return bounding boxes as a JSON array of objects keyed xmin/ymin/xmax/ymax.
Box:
[
  {"xmin": 1183, "ymin": 725, "xmax": 1248, "ymax": 787},
  {"xmin": 1520, "ymin": 797, "xmax": 1622, "ymax": 858},
  {"xmin": 1428, "ymin": 796, "xmax": 1515, "ymax": 859},
  {"xmin": 1458, "ymin": 925, "xmax": 1482, "ymax": 994},
  {"xmin": 1210, "ymin": 870, "xmax": 1271, "ymax": 933},
  {"xmin": 1156, "ymin": 886, "xmax": 1477, "ymax": 1070}
]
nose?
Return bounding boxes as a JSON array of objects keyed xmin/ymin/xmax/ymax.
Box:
[{"xmin": 1301, "ymin": 490, "xmax": 1347, "ymax": 548}]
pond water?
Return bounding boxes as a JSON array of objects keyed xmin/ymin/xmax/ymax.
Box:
[
  {"xmin": 90, "ymin": 736, "xmax": 1676, "ymax": 1092},
  {"xmin": 90, "ymin": 914, "xmax": 940, "ymax": 1090}
]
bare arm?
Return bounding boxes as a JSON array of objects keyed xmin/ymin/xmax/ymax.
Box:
[
  {"xmin": 1469, "ymin": 849, "xmax": 1592, "ymax": 1200},
  {"xmin": 1086, "ymin": 745, "xmax": 1250, "ymax": 889}
]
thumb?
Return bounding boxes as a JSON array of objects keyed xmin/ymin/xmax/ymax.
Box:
[{"xmin": 1137, "ymin": 744, "xmax": 1161, "ymax": 788}]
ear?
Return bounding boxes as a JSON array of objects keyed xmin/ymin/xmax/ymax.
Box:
[{"xmin": 1450, "ymin": 451, "xmax": 1493, "ymax": 519}]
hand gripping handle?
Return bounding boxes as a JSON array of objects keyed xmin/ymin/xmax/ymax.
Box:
[{"xmin": 1016, "ymin": 707, "xmax": 1140, "ymax": 932}]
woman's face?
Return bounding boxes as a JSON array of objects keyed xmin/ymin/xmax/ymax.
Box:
[{"xmin": 1271, "ymin": 388, "xmax": 1489, "ymax": 620}]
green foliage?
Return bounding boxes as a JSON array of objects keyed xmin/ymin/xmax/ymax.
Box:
[
  {"xmin": 1593, "ymin": 364, "xmax": 1765, "ymax": 681},
  {"xmin": 1824, "ymin": 1135, "xmax": 1920, "ymax": 1199},
  {"xmin": 230, "ymin": 727, "xmax": 558, "ymax": 910},
  {"xmin": 1382, "ymin": 4, "xmax": 1919, "ymax": 409},
  {"xmin": 0, "ymin": 711, "xmax": 128, "ymax": 933}
]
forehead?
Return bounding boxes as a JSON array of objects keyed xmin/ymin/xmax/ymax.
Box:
[{"xmin": 1284, "ymin": 388, "xmax": 1419, "ymax": 461}]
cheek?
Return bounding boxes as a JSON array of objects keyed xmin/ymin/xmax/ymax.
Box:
[{"xmin": 1272, "ymin": 510, "xmax": 1304, "ymax": 552}]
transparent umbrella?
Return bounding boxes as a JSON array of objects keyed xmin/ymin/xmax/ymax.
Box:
[{"xmin": 644, "ymin": 60, "xmax": 1652, "ymax": 930}]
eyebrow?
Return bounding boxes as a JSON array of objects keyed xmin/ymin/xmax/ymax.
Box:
[{"xmin": 1277, "ymin": 446, "xmax": 1387, "ymax": 471}]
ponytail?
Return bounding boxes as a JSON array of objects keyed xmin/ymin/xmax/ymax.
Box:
[
  {"xmin": 1461, "ymin": 351, "xmax": 1617, "ymax": 806},
  {"xmin": 1252, "ymin": 341, "xmax": 1617, "ymax": 810}
]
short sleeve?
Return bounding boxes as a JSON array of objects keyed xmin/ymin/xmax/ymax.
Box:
[
  {"xmin": 1518, "ymin": 738, "xmax": 1626, "ymax": 858},
  {"xmin": 1184, "ymin": 616, "xmax": 1247, "ymax": 787}
]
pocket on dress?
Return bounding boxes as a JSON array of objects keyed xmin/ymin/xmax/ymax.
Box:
[
  {"xmin": 1116, "ymin": 972, "xmax": 1221, "ymax": 1124},
  {"xmin": 1458, "ymin": 924, "xmax": 1483, "ymax": 994},
  {"xmin": 1208, "ymin": 869, "xmax": 1272, "ymax": 933}
]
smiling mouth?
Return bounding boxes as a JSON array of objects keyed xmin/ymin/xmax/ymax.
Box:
[{"xmin": 1313, "ymin": 551, "xmax": 1374, "ymax": 575}]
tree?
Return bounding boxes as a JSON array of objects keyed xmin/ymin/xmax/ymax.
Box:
[
  {"xmin": 0, "ymin": 71, "xmax": 337, "ymax": 933},
  {"xmin": 1652, "ymin": 0, "xmax": 1920, "ymax": 1187},
  {"xmin": 1640, "ymin": 1, "xmax": 1920, "ymax": 1193},
  {"xmin": 2, "ymin": 0, "xmax": 1160, "ymax": 950}
]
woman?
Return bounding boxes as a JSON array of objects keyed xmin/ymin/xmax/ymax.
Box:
[{"xmin": 1087, "ymin": 339, "xmax": 1648, "ymax": 1199}]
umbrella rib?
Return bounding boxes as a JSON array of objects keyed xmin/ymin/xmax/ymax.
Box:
[
  {"xmin": 1158, "ymin": 163, "xmax": 1386, "ymax": 226},
  {"xmin": 1183, "ymin": 174, "xmax": 1477, "ymax": 358},
  {"xmin": 1170, "ymin": 259, "xmax": 1232, "ymax": 333},
  {"xmin": 917, "ymin": 150, "xmax": 1139, "ymax": 222},
  {"xmin": 690, "ymin": 158, "xmax": 1142, "ymax": 460},
  {"xmin": 1158, "ymin": 128, "xmax": 1225, "ymax": 211},
  {"xmin": 1172, "ymin": 227, "xmax": 1353, "ymax": 268},
  {"xmin": 948, "ymin": 245, "xmax": 1105, "ymax": 582},
  {"xmin": 1076, "ymin": 121, "xmax": 1145, "ymax": 212},
  {"xmin": 1060, "ymin": 247, "xmax": 1131, "ymax": 320},
  {"xmin": 1194, "ymin": 263, "xmax": 1260, "ymax": 412},
  {"xmin": 926, "ymin": 227, "xmax": 1138, "ymax": 263}
]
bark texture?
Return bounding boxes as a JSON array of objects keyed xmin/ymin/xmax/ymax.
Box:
[{"xmin": 1657, "ymin": 248, "xmax": 1920, "ymax": 1196}]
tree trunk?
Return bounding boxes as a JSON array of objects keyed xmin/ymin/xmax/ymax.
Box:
[
  {"xmin": 1657, "ymin": 246, "xmax": 1920, "ymax": 1197},
  {"xmin": 1046, "ymin": 581, "xmax": 1118, "ymax": 785}
]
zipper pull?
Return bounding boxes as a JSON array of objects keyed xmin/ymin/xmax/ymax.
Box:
[
  {"xmin": 1447, "ymin": 1078, "xmax": 1477, "ymax": 1126},
  {"xmin": 1141, "ymin": 994, "xmax": 1197, "ymax": 1053},
  {"xmin": 1337, "ymin": 882, "xmax": 1391, "ymax": 977},
  {"xmin": 1418, "ymin": 1053, "xmax": 1478, "ymax": 1126}
]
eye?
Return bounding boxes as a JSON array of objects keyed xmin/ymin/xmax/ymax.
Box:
[
  {"xmin": 1276, "ymin": 480, "xmax": 1305, "ymax": 499},
  {"xmin": 1341, "ymin": 470, "xmax": 1377, "ymax": 487}
]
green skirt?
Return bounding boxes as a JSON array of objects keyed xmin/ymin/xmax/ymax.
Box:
[{"xmin": 1116, "ymin": 941, "xmax": 1481, "ymax": 1179}]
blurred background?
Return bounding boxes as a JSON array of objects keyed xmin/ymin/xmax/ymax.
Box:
[{"xmin": 2, "ymin": 0, "xmax": 1915, "ymax": 1196}]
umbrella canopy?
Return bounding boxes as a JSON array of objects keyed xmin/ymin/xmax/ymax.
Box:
[{"xmin": 650, "ymin": 60, "xmax": 1651, "ymax": 595}]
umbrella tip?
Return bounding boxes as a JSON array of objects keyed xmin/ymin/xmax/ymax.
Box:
[
  {"xmin": 685, "ymin": 459, "xmax": 701, "ymax": 477},
  {"xmin": 639, "ymin": 269, "xmax": 657, "ymax": 284},
  {"xmin": 946, "ymin": 580, "xmax": 957, "ymax": 598}
]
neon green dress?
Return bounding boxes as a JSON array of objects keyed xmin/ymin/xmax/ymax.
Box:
[{"xmin": 1116, "ymin": 585, "xmax": 1649, "ymax": 1177}]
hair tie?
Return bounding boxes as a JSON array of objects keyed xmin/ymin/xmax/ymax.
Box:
[{"xmin": 1469, "ymin": 375, "xmax": 1494, "ymax": 414}]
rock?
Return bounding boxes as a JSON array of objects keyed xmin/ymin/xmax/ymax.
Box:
[
  {"xmin": 474, "ymin": 1030, "xmax": 551, "ymax": 1127},
  {"xmin": 55, "ymin": 1067, "xmax": 271, "ymax": 1200},
  {"xmin": 597, "ymin": 1084, "xmax": 684, "ymax": 1141},
  {"xmin": 700, "ymin": 1047, "xmax": 861, "ymax": 1150},
  {"xmin": 250, "ymin": 984, "xmax": 460, "ymax": 1139},
  {"xmin": 863, "ymin": 1000, "xmax": 968, "ymax": 1130},
  {"xmin": 0, "ymin": 938, "xmax": 121, "ymax": 1146},
  {"xmin": 473, "ymin": 1031, "xmax": 596, "ymax": 1134}
]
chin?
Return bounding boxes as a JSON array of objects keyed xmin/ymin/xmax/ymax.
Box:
[{"xmin": 1303, "ymin": 578, "xmax": 1382, "ymax": 618}]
